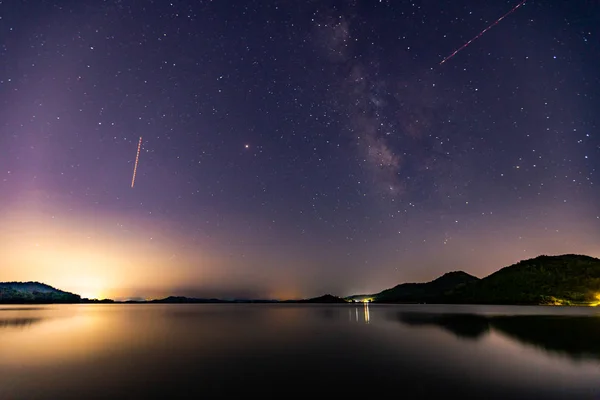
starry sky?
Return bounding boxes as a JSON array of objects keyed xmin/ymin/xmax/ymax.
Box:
[{"xmin": 1, "ymin": 0, "xmax": 599, "ymax": 300}]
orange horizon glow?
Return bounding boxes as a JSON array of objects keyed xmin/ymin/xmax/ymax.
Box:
[
  {"xmin": 2, "ymin": 192, "xmax": 600, "ymax": 300},
  {"xmin": 0, "ymin": 198, "xmax": 304, "ymax": 300},
  {"xmin": 0, "ymin": 201, "xmax": 218, "ymax": 299}
]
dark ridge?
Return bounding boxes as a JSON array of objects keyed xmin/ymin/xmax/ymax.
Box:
[
  {"xmin": 0, "ymin": 281, "xmax": 81, "ymax": 304},
  {"xmin": 296, "ymin": 294, "xmax": 348, "ymax": 303},
  {"xmin": 373, "ymin": 271, "xmax": 479, "ymax": 303},
  {"xmin": 150, "ymin": 296, "xmax": 224, "ymax": 304},
  {"xmin": 445, "ymin": 254, "xmax": 600, "ymax": 305}
]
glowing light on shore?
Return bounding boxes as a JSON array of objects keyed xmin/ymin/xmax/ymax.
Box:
[{"xmin": 0, "ymin": 205, "xmax": 210, "ymax": 300}]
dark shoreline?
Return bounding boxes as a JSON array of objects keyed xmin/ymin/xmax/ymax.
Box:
[{"xmin": 0, "ymin": 300, "xmax": 597, "ymax": 306}]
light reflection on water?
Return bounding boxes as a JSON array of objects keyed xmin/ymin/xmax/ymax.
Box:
[
  {"xmin": 0, "ymin": 304, "xmax": 599, "ymax": 399},
  {"xmin": 347, "ymin": 302, "xmax": 370, "ymax": 323}
]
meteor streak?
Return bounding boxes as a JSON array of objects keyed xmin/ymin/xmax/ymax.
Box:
[
  {"xmin": 131, "ymin": 136, "xmax": 142, "ymax": 188},
  {"xmin": 440, "ymin": 0, "xmax": 527, "ymax": 66}
]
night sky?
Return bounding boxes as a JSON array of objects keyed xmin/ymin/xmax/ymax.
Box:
[{"xmin": 1, "ymin": 0, "xmax": 599, "ymax": 300}]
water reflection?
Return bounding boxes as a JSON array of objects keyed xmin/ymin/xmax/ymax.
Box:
[
  {"xmin": 318, "ymin": 308, "xmax": 339, "ymax": 320},
  {"xmin": 493, "ymin": 315, "xmax": 600, "ymax": 361},
  {"xmin": 0, "ymin": 305, "xmax": 599, "ymax": 399},
  {"xmin": 394, "ymin": 311, "xmax": 600, "ymax": 361},
  {"xmin": 348, "ymin": 303, "xmax": 370, "ymax": 323},
  {"xmin": 394, "ymin": 312, "xmax": 489, "ymax": 339},
  {"xmin": 0, "ymin": 307, "xmax": 50, "ymax": 330},
  {"xmin": 0, "ymin": 318, "xmax": 44, "ymax": 329}
]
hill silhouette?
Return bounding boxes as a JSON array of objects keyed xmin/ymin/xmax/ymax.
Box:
[
  {"xmin": 149, "ymin": 296, "xmax": 223, "ymax": 304},
  {"xmin": 0, "ymin": 282, "xmax": 81, "ymax": 304},
  {"xmin": 2, "ymin": 254, "xmax": 600, "ymax": 305},
  {"xmin": 296, "ymin": 294, "xmax": 347, "ymax": 303},
  {"xmin": 445, "ymin": 254, "xmax": 600, "ymax": 305},
  {"xmin": 374, "ymin": 271, "xmax": 479, "ymax": 303}
]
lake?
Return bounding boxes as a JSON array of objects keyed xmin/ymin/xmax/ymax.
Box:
[{"xmin": 1, "ymin": 304, "xmax": 599, "ymax": 399}]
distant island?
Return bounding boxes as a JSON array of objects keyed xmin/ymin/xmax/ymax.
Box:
[{"xmin": 2, "ymin": 254, "xmax": 600, "ymax": 306}]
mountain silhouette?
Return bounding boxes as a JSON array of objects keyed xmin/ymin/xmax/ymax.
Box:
[
  {"xmin": 374, "ymin": 271, "xmax": 479, "ymax": 303},
  {"xmin": 445, "ymin": 254, "xmax": 600, "ymax": 305},
  {"xmin": 0, "ymin": 282, "xmax": 81, "ymax": 304}
]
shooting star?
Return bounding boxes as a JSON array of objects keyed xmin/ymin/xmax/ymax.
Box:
[
  {"xmin": 131, "ymin": 136, "xmax": 142, "ymax": 188},
  {"xmin": 440, "ymin": 0, "xmax": 527, "ymax": 66}
]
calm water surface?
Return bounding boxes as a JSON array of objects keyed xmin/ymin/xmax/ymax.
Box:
[{"xmin": 1, "ymin": 304, "xmax": 600, "ymax": 399}]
